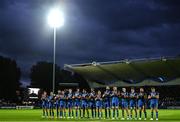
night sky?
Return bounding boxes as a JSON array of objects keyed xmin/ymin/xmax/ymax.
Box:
[{"xmin": 0, "ymin": 0, "xmax": 180, "ymax": 85}]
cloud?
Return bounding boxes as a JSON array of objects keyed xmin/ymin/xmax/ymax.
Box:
[{"xmin": 0, "ymin": 0, "xmax": 180, "ymax": 81}]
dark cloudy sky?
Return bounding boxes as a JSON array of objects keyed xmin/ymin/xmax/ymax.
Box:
[{"xmin": 0, "ymin": 0, "xmax": 180, "ymax": 85}]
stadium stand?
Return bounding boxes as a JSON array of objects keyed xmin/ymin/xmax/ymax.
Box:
[{"xmin": 65, "ymin": 57, "xmax": 180, "ymax": 108}]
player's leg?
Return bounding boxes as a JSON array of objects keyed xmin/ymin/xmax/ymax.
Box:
[
  {"xmin": 70, "ymin": 104, "xmax": 73, "ymax": 118},
  {"xmin": 115, "ymin": 107, "xmax": 119, "ymax": 119},
  {"xmin": 138, "ymin": 101, "xmax": 143, "ymax": 120},
  {"xmin": 67, "ymin": 103, "xmax": 70, "ymax": 118},
  {"xmin": 63, "ymin": 104, "xmax": 66, "ymax": 118},
  {"xmin": 49, "ymin": 104, "xmax": 53, "ymax": 118},
  {"xmin": 91, "ymin": 103, "xmax": 95, "ymax": 118},
  {"xmin": 112, "ymin": 103, "xmax": 115, "ymax": 119},
  {"xmin": 48, "ymin": 104, "xmax": 51, "ymax": 118},
  {"xmin": 108, "ymin": 102, "xmax": 111, "ymax": 118},
  {"xmin": 138, "ymin": 107, "xmax": 142, "ymax": 120},
  {"xmin": 51, "ymin": 106, "xmax": 54, "ymax": 118},
  {"xmin": 79, "ymin": 105, "xmax": 81, "ymax": 118},
  {"xmin": 130, "ymin": 102, "xmax": 133, "ymax": 119},
  {"xmin": 86, "ymin": 104, "xmax": 89, "ymax": 118},
  {"xmin": 130, "ymin": 107, "xmax": 133, "ymax": 119},
  {"xmin": 115, "ymin": 102, "xmax": 119, "ymax": 119},
  {"xmin": 105, "ymin": 103, "xmax": 107, "ymax": 119},
  {"xmin": 143, "ymin": 105, "xmax": 147, "ymax": 120},
  {"xmin": 42, "ymin": 103, "xmax": 46, "ymax": 118},
  {"xmin": 155, "ymin": 102, "xmax": 158, "ymax": 120},
  {"xmin": 47, "ymin": 103, "xmax": 51, "ymax": 118},
  {"xmin": 150, "ymin": 103, "xmax": 154, "ymax": 120},
  {"xmin": 100, "ymin": 106, "xmax": 102, "ymax": 119},
  {"xmin": 59, "ymin": 105, "xmax": 62, "ymax": 118},
  {"xmin": 83, "ymin": 104, "xmax": 85, "ymax": 118},
  {"xmin": 125, "ymin": 102, "xmax": 129, "ymax": 120},
  {"xmin": 134, "ymin": 106, "xmax": 137, "ymax": 120},
  {"xmin": 121, "ymin": 103, "xmax": 125, "ymax": 120},
  {"xmin": 45, "ymin": 106, "xmax": 48, "ymax": 118},
  {"xmin": 75, "ymin": 104, "xmax": 78, "ymax": 118},
  {"xmin": 56, "ymin": 103, "xmax": 59, "ymax": 118},
  {"xmin": 95, "ymin": 106, "xmax": 98, "ymax": 118}
]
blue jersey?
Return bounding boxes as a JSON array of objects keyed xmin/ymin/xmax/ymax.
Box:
[
  {"xmin": 149, "ymin": 92, "xmax": 159, "ymax": 108},
  {"xmin": 95, "ymin": 94, "xmax": 102, "ymax": 108},
  {"xmin": 74, "ymin": 91, "xmax": 81, "ymax": 106},
  {"xmin": 89, "ymin": 91, "xmax": 95, "ymax": 107},
  {"xmin": 137, "ymin": 92, "xmax": 146, "ymax": 108},
  {"xmin": 48, "ymin": 95, "xmax": 54, "ymax": 108},
  {"xmin": 111, "ymin": 90, "xmax": 119, "ymax": 107},
  {"xmin": 41, "ymin": 95, "xmax": 48, "ymax": 108},
  {"xmin": 103, "ymin": 90, "xmax": 111, "ymax": 102},
  {"xmin": 67, "ymin": 93, "xmax": 73, "ymax": 102},
  {"xmin": 55, "ymin": 94, "xmax": 60, "ymax": 107},
  {"xmin": 129, "ymin": 92, "xmax": 137, "ymax": 107},
  {"xmin": 121, "ymin": 92, "xmax": 129, "ymax": 108},
  {"xmin": 121, "ymin": 92, "xmax": 129, "ymax": 102},
  {"xmin": 103, "ymin": 90, "xmax": 111, "ymax": 108},
  {"xmin": 81, "ymin": 92, "xmax": 88, "ymax": 107},
  {"xmin": 59, "ymin": 93, "xmax": 65, "ymax": 107},
  {"xmin": 82, "ymin": 93, "xmax": 88, "ymax": 101},
  {"xmin": 149, "ymin": 92, "xmax": 159, "ymax": 103},
  {"xmin": 67, "ymin": 93, "xmax": 73, "ymax": 108}
]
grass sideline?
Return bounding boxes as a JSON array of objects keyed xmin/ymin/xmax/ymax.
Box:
[{"xmin": 0, "ymin": 109, "xmax": 179, "ymax": 122}]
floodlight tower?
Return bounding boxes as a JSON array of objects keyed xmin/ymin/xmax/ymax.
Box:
[{"xmin": 47, "ymin": 8, "xmax": 64, "ymax": 93}]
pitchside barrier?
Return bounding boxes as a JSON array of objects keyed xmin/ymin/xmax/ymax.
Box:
[
  {"xmin": 16, "ymin": 106, "xmax": 34, "ymax": 109},
  {"xmin": 0, "ymin": 106, "xmax": 34, "ymax": 109},
  {"xmin": 167, "ymin": 106, "xmax": 180, "ymax": 109}
]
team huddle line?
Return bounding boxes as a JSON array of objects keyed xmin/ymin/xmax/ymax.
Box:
[{"xmin": 41, "ymin": 87, "xmax": 159, "ymax": 120}]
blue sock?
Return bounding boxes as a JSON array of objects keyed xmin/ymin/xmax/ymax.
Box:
[{"xmin": 156, "ymin": 112, "xmax": 158, "ymax": 119}]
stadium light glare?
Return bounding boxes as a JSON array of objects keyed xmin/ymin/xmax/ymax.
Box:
[{"xmin": 47, "ymin": 8, "xmax": 64, "ymax": 28}]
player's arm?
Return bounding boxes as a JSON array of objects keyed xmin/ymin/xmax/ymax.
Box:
[
  {"xmin": 125, "ymin": 93, "xmax": 129, "ymax": 98},
  {"xmin": 78, "ymin": 93, "xmax": 81, "ymax": 99},
  {"xmin": 156, "ymin": 93, "xmax": 159, "ymax": 99},
  {"xmin": 144, "ymin": 93, "xmax": 147, "ymax": 100},
  {"xmin": 148, "ymin": 94, "xmax": 151, "ymax": 99}
]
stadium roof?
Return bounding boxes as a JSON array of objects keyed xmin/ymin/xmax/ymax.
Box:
[{"xmin": 64, "ymin": 57, "xmax": 180, "ymax": 87}]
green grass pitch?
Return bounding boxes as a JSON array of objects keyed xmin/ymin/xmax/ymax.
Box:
[{"xmin": 0, "ymin": 109, "xmax": 179, "ymax": 122}]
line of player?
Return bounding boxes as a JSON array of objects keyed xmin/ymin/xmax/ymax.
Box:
[{"xmin": 41, "ymin": 86, "xmax": 159, "ymax": 120}]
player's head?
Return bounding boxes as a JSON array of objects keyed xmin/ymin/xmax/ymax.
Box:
[
  {"xmin": 131, "ymin": 87, "xmax": 135, "ymax": 93},
  {"xmin": 113, "ymin": 86, "xmax": 117, "ymax": 91},
  {"xmin": 50, "ymin": 92, "xmax": 54, "ymax": 96},
  {"xmin": 57, "ymin": 90, "xmax": 61, "ymax": 94},
  {"xmin": 76, "ymin": 88, "xmax": 80, "ymax": 92},
  {"xmin": 69, "ymin": 89, "xmax": 72, "ymax": 93},
  {"xmin": 106, "ymin": 86, "xmax": 110, "ymax": 90},
  {"xmin": 151, "ymin": 87, "xmax": 155, "ymax": 92},
  {"xmin": 61, "ymin": 90, "xmax": 64, "ymax": 94},
  {"xmin": 83, "ymin": 89, "xmax": 86, "ymax": 93},
  {"xmin": 43, "ymin": 91, "xmax": 47, "ymax": 95},
  {"xmin": 140, "ymin": 87, "xmax": 144, "ymax": 92},
  {"xmin": 122, "ymin": 88, "xmax": 126, "ymax": 92},
  {"xmin": 98, "ymin": 90, "xmax": 101, "ymax": 95},
  {"xmin": 91, "ymin": 88, "xmax": 94, "ymax": 92}
]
